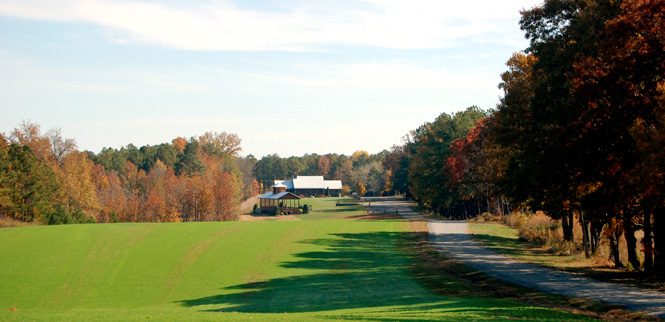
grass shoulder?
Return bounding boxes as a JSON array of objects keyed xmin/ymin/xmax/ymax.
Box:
[
  {"xmin": 406, "ymin": 220, "xmax": 653, "ymax": 321},
  {"xmin": 469, "ymin": 221, "xmax": 665, "ymax": 293}
]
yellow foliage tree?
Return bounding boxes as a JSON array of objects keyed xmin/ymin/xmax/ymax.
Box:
[
  {"xmin": 59, "ymin": 151, "xmax": 101, "ymax": 220},
  {"xmin": 355, "ymin": 182, "xmax": 367, "ymax": 197}
]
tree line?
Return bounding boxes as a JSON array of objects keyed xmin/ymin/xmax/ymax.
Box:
[
  {"xmin": 253, "ymin": 150, "xmax": 393, "ymax": 196},
  {"xmin": 386, "ymin": 0, "xmax": 665, "ymax": 274},
  {"xmin": 1, "ymin": 121, "xmax": 256, "ymax": 224}
]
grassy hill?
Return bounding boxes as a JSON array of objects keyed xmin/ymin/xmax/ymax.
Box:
[{"xmin": 0, "ymin": 199, "xmax": 589, "ymax": 321}]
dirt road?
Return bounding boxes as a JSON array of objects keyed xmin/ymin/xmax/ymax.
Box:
[{"xmin": 371, "ymin": 199, "xmax": 665, "ymax": 318}]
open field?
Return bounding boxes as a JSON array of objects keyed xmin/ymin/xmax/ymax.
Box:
[
  {"xmin": 0, "ymin": 203, "xmax": 593, "ymax": 321},
  {"xmin": 469, "ymin": 222, "xmax": 665, "ymax": 292}
]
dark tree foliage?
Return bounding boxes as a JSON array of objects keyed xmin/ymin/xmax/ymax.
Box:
[
  {"xmin": 175, "ymin": 140, "xmax": 205, "ymax": 177},
  {"xmin": 0, "ymin": 138, "xmax": 60, "ymax": 222},
  {"xmin": 394, "ymin": 106, "xmax": 488, "ymax": 214}
]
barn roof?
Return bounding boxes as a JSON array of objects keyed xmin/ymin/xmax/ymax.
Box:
[
  {"xmin": 324, "ymin": 180, "xmax": 343, "ymax": 190},
  {"xmin": 273, "ymin": 176, "xmax": 343, "ymax": 190},
  {"xmin": 273, "ymin": 180, "xmax": 294, "ymax": 190},
  {"xmin": 293, "ymin": 176, "xmax": 325, "ymax": 189}
]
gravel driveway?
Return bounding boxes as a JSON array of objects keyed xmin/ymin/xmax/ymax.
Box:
[{"xmin": 370, "ymin": 199, "xmax": 665, "ymax": 318}]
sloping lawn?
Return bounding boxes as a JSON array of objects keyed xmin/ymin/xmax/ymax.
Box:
[{"xmin": 0, "ymin": 220, "xmax": 590, "ymax": 321}]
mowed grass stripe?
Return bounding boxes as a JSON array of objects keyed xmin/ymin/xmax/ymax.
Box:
[{"xmin": 0, "ymin": 220, "xmax": 591, "ymax": 321}]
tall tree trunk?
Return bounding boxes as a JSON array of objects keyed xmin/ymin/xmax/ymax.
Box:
[
  {"xmin": 486, "ymin": 197, "xmax": 491, "ymax": 215},
  {"xmin": 562, "ymin": 212, "xmax": 574, "ymax": 242},
  {"xmin": 609, "ymin": 228, "xmax": 624, "ymax": 268},
  {"xmin": 580, "ymin": 210, "xmax": 591, "ymax": 259},
  {"xmin": 623, "ymin": 219, "xmax": 640, "ymax": 270},
  {"xmin": 590, "ymin": 220, "xmax": 604, "ymax": 254},
  {"xmin": 653, "ymin": 206, "xmax": 665, "ymax": 274},
  {"xmin": 643, "ymin": 210, "xmax": 654, "ymax": 271},
  {"xmin": 476, "ymin": 197, "xmax": 481, "ymax": 216},
  {"xmin": 566, "ymin": 211, "xmax": 575, "ymax": 242}
]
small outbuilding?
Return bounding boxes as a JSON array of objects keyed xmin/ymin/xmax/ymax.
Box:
[{"xmin": 258, "ymin": 183, "xmax": 302, "ymax": 214}]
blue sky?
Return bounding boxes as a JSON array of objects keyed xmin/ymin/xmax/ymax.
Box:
[{"xmin": 0, "ymin": 0, "xmax": 542, "ymax": 157}]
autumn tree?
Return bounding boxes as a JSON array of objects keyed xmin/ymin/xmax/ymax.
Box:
[
  {"xmin": 407, "ymin": 106, "xmax": 487, "ymax": 213},
  {"xmin": 351, "ymin": 151, "xmax": 370, "ymax": 167},
  {"xmin": 10, "ymin": 120, "xmax": 53, "ymax": 164},
  {"xmin": 317, "ymin": 156, "xmax": 331, "ymax": 177},
  {"xmin": 172, "ymin": 136, "xmax": 187, "ymax": 154},
  {"xmin": 46, "ymin": 127, "xmax": 77, "ymax": 165},
  {"xmin": 59, "ymin": 151, "xmax": 101, "ymax": 221},
  {"xmin": 355, "ymin": 182, "xmax": 367, "ymax": 197},
  {"xmin": 572, "ymin": 0, "xmax": 665, "ymax": 270},
  {"xmin": 198, "ymin": 131, "xmax": 242, "ymax": 158}
]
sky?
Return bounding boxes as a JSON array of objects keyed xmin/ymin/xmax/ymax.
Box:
[{"xmin": 0, "ymin": 0, "xmax": 543, "ymax": 158}]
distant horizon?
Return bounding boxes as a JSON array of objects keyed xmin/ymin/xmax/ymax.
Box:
[{"xmin": 0, "ymin": 0, "xmax": 543, "ymax": 158}]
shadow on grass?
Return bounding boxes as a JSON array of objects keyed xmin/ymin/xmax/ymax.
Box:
[
  {"xmin": 176, "ymin": 230, "xmax": 589, "ymax": 321},
  {"xmin": 178, "ymin": 231, "xmax": 430, "ymax": 313}
]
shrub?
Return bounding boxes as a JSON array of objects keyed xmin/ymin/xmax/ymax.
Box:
[
  {"xmin": 475, "ymin": 212, "xmax": 501, "ymax": 222},
  {"xmin": 503, "ymin": 212, "xmax": 567, "ymax": 253},
  {"xmin": 302, "ymin": 204, "xmax": 310, "ymax": 214},
  {"xmin": 273, "ymin": 206, "xmax": 280, "ymax": 216},
  {"xmin": 44, "ymin": 205, "xmax": 66, "ymax": 225},
  {"xmin": 109, "ymin": 210, "xmax": 118, "ymax": 223}
]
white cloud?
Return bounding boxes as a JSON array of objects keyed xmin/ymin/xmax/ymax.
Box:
[{"xmin": 0, "ymin": 0, "xmax": 543, "ymax": 51}]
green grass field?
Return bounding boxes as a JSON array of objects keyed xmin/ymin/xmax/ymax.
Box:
[
  {"xmin": 295, "ymin": 197, "xmax": 369, "ymax": 220},
  {"xmin": 0, "ymin": 199, "xmax": 592, "ymax": 321}
]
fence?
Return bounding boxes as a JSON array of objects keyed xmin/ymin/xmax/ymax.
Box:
[
  {"xmin": 336, "ymin": 200, "xmax": 363, "ymax": 206},
  {"xmin": 366, "ymin": 208, "xmax": 399, "ymax": 216}
]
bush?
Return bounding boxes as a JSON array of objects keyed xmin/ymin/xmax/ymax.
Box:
[
  {"xmin": 273, "ymin": 206, "xmax": 280, "ymax": 216},
  {"xmin": 109, "ymin": 210, "xmax": 118, "ymax": 223},
  {"xmin": 474, "ymin": 212, "xmax": 501, "ymax": 222},
  {"xmin": 503, "ymin": 212, "xmax": 573, "ymax": 254},
  {"xmin": 302, "ymin": 204, "xmax": 310, "ymax": 214}
]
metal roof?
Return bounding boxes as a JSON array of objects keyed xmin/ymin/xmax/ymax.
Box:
[
  {"xmin": 273, "ymin": 176, "xmax": 343, "ymax": 190},
  {"xmin": 292, "ymin": 176, "xmax": 326, "ymax": 189},
  {"xmin": 273, "ymin": 180, "xmax": 294, "ymax": 190},
  {"xmin": 324, "ymin": 180, "xmax": 343, "ymax": 190},
  {"xmin": 258, "ymin": 191, "xmax": 301, "ymax": 200}
]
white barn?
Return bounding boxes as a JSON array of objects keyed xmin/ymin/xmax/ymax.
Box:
[{"xmin": 274, "ymin": 175, "xmax": 343, "ymax": 197}]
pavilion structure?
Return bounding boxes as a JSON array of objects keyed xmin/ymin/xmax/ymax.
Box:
[{"xmin": 258, "ymin": 183, "xmax": 302, "ymax": 215}]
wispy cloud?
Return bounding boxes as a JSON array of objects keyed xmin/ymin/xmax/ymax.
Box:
[{"xmin": 0, "ymin": 0, "xmax": 542, "ymax": 51}]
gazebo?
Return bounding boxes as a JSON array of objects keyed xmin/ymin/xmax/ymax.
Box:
[{"xmin": 258, "ymin": 183, "xmax": 302, "ymax": 214}]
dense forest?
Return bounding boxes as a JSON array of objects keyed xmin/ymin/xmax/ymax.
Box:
[
  {"xmin": 0, "ymin": 120, "xmax": 396, "ymax": 225},
  {"xmin": 253, "ymin": 150, "xmax": 392, "ymax": 197},
  {"xmin": 0, "ymin": 122, "xmax": 257, "ymax": 223},
  {"xmin": 384, "ymin": 0, "xmax": 665, "ymax": 274}
]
